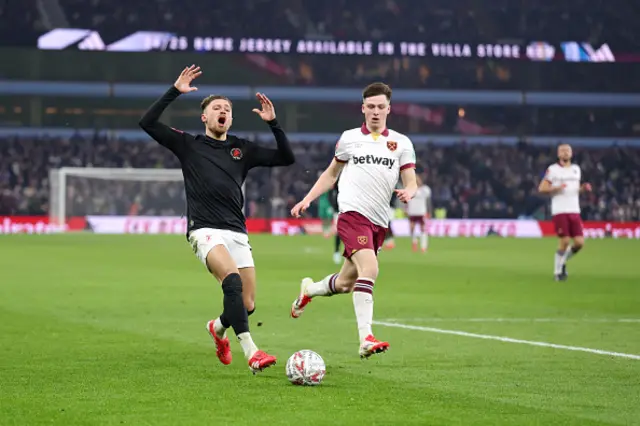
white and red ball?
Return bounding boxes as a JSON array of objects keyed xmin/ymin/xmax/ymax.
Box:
[{"xmin": 285, "ymin": 350, "xmax": 326, "ymax": 386}]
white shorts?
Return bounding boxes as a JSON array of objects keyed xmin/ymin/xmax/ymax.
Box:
[{"xmin": 188, "ymin": 228, "xmax": 255, "ymax": 269}]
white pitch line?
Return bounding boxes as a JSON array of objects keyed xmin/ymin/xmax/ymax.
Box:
[
  {"xmin": 374, "ymin": 321, "xmax": 640, "ymax": 360},
  {"xmin": 381, "ymin": 318, "xmax": 640, "ymax": 323}
]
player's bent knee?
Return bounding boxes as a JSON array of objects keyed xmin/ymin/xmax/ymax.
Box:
[
  {"xmin": 247, "ymin": 306, "xmax": 255, "ymax": 316},
  {"xmin": 357, "ymin": 261, "xmax": 379, "ymax": 280}
]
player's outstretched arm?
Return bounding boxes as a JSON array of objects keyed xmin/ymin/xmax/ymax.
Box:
[
  {"xmin": 138, "ymin": 65, "xmax": 202, "ymax": 151},
  {"xmin": 396, "ymin": 168, "xmax": 418, "ymax": 203},
  {"xmin": 247, "ymin": 93, "xmax": 295, "ymax": 167},
  {"xmin": 291, "ymin": 159, "xmax": 345, "ymax": 217}
]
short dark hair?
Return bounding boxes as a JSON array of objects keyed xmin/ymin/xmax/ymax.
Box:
[
  {"xmin": 362, "ymin": 82, "xmax": 392, "ymax": 102},
  {"xmin": 201, "ymin": 95, "xmax": 232, "ymax": 111}
]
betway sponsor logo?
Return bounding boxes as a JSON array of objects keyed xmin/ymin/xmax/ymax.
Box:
[
  {"xmin": 0, "ymin": 217, "xmax": 67, "ymax": 234},
  {"xmin": 352, "ymin": 155, "xmax": 395, "ymax": 169}
]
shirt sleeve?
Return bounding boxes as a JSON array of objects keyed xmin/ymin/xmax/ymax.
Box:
[
  {"xmin": 245, "ymin": 119, "xmax": 295, "ymax": 169},
  {"xmin": 138, "ymin": 86, "xmax": 188, "ymax": 157},
  {"xmin": 400, "ymin": 138, "xmax": 416, "ymax": 171},
  {"xmin": 334, "ymin": 133, "xmax": 350, "ymax": 163},
  {"xmin": 544, "ymin": 166, "xmax": 556, "ymax": 183}
]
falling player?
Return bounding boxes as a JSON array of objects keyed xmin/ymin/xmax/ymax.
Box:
[
  {"xmin": 290, "ymin": 82, "xmax": 417, "ymax": 358},
  {"xmin": 406, "ymin": 174, "xmax": 432, "ymax": 252},
  {"xmin": 139, "ymin": 65, "xmax": 295, "ymax": 373},
  {"xmin": 538, "ymin": 143, "xmax": 592, "ymax": 281}
]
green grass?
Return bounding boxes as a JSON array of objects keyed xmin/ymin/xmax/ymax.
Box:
[{"xmin": 1, "ymin": 235, "xmax": 639, "ymax": 425}]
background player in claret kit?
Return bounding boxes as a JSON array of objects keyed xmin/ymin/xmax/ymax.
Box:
[
  {"xmin": 289, "ymin": 82, "xmax": 417, "ymax": 358},
  {"xmin": 406, "ymin": 174, "xmax": 432, "ymax": 252},
  {"xmin": 329, "ymin": 184, "xmax": 343, "ymax": 264},
  {"xmin": 139, "ymin": 65, "xmax": 295, "ymax": 373},
  {"xmin": 538, "ymin": 143, "xmax": 592, "ymax": 281},
  {"xmin": 383, "ymin": 193, "xmax": 397, "ymax": 250}
]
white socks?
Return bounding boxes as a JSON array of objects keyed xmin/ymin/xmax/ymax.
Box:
[
  {"xmin": 353, "ymin": 277, "xmax": 375, "ymax": 343},
  {"xmin": 237, "ymin": 332, "xmax": 258, "ymax": 359},
  {"xmin": 306, "ymin": 274, "xmax": 338, "ymax": 297},
  {"xmin": 213, "ymin": 317, "xmax": 226, "ymax": 338},
  {"xmin": 412, "ymin": 226, "xmax": 428, "ymax": 250},
  {"xmin": 214, "ymin": 318, "xmax": 257, "ymax": 359},
  {"xmin": 561, "ymin": 246, "xmax": 575, "ymax": 264},
  {"xmin": 554, "ymin": 250, "xmax": 564, "ymax": 275}
]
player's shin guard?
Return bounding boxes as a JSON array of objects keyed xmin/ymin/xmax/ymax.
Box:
[
  {"xmin": 353, "ymin": 278, "xmax": 375, "ymax": 342},
  {"xmin": 221, "ymin": 273, "xmax": 249, "ymax": 335}
]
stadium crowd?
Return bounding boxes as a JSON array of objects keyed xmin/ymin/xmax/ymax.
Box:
[{"xmin": 1, "ymin": 135, "xmax": 638, "ymax": 222}]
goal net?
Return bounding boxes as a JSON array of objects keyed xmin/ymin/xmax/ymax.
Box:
[{"xmin": 49, "ymin": 167, "xmax": 190, "ymax": 231}]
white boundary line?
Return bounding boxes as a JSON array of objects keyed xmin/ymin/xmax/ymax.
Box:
[
  {"xmin": 374, "ymin": 321, "xmax": 640, "ymax": 360},
  {"xmin": 381, "ymin": 318, "xmax": 640, "ymax": 323}
]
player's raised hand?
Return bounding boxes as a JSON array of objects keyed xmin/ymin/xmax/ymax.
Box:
[
  {"xmin": 174, "ymin": 65, "xmax": 202, "ymax": 94},
  {"xmin": 252, "ymin": 93, "xmax": 276, "ymax": 121},
  {"xmin": 291, "ymin": 199, "xmax": 310, "ymax": 218},
  {"xmin": 395, "ymin": 188, "xmax": 416, "ymax": 203}
]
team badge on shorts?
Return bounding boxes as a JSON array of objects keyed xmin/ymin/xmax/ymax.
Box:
[
  {"xmin": 230, "ymin": 148, "xmax": 243, "ymax": 160},
  {"xmin": 387, "ymin": 141, "xmax": 398, "ymax": 152},
  {"xmin": 357, "ymin": 235, "xmax": 368, "ymax": 245}
]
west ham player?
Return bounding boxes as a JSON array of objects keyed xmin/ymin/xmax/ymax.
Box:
[
  {"xmin": 290, "ymin": 82, "xmax": 417, "ymax": 358},
  {"xmin": 407, "ymin": 175, "xmax": 432, "ymax": 252},
  {"xmin": 139, "ymin": 65, "xmax": 295, "ymax": 373},
  {"xmin": 538, "ymin": 143, "xmax": 592, "ymax": 281}
]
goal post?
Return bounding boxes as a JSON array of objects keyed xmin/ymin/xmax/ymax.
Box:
[
  {"xmin": 49, "ymin": 167, "xmax": 247, "ymax": 228},
  {"xmin": 49, "ymin": 167, "xmax": 185, "ymax": 226}
]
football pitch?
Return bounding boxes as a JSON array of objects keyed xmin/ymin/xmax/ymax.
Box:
[{"xmin": 1, "ymin": 234, "xmax": 639, "ymax": 425}]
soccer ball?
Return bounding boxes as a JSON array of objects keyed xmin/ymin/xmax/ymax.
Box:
[{"xmin": 285, "ymin": 350, "xmax": 326, "ymax": 386}]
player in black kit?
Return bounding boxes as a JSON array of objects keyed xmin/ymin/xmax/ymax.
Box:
[{"xmin": 139, "ymin": 65, "xmax": 295, "ymax": 374}]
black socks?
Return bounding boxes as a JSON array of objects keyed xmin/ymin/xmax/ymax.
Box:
[{"xmin": 221, "ymin": 273, "xmax": 249, "ymax": 336}]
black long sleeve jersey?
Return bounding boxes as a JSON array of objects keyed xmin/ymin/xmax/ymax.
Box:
[{"xmin": 139, "ymin": 86, "xmax": 295, "ymax": 237}]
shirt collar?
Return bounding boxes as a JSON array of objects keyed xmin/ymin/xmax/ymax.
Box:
[{"xmin": 361, "ymin": 123, "xmax": 389, "ymax": 137}]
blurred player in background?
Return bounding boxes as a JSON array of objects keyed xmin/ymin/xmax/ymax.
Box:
[
  {"xmin": 290, "ymin": 82, "xmax": 417, "ymax": 358},
  {"xmin": 538, "ymin": 143, "xmax": 592, "ymax": 281},
  {"xmin": 329, "ymin": 184, "xmax": 342, "ymax": 264},
  {"xmin": 383, "ymin": 192, "xmax": 397, "ymax": 249},
  {"xmin": 406, "ymin": 174, "xmax": 431, "ymax": 252},
  {"xmin": 317, "ymin": 179, "xmax": 334, "ymax": 238},
  {"xmin": 139, "ymin": 65, "xmax": 295, "ymax": 373}
]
